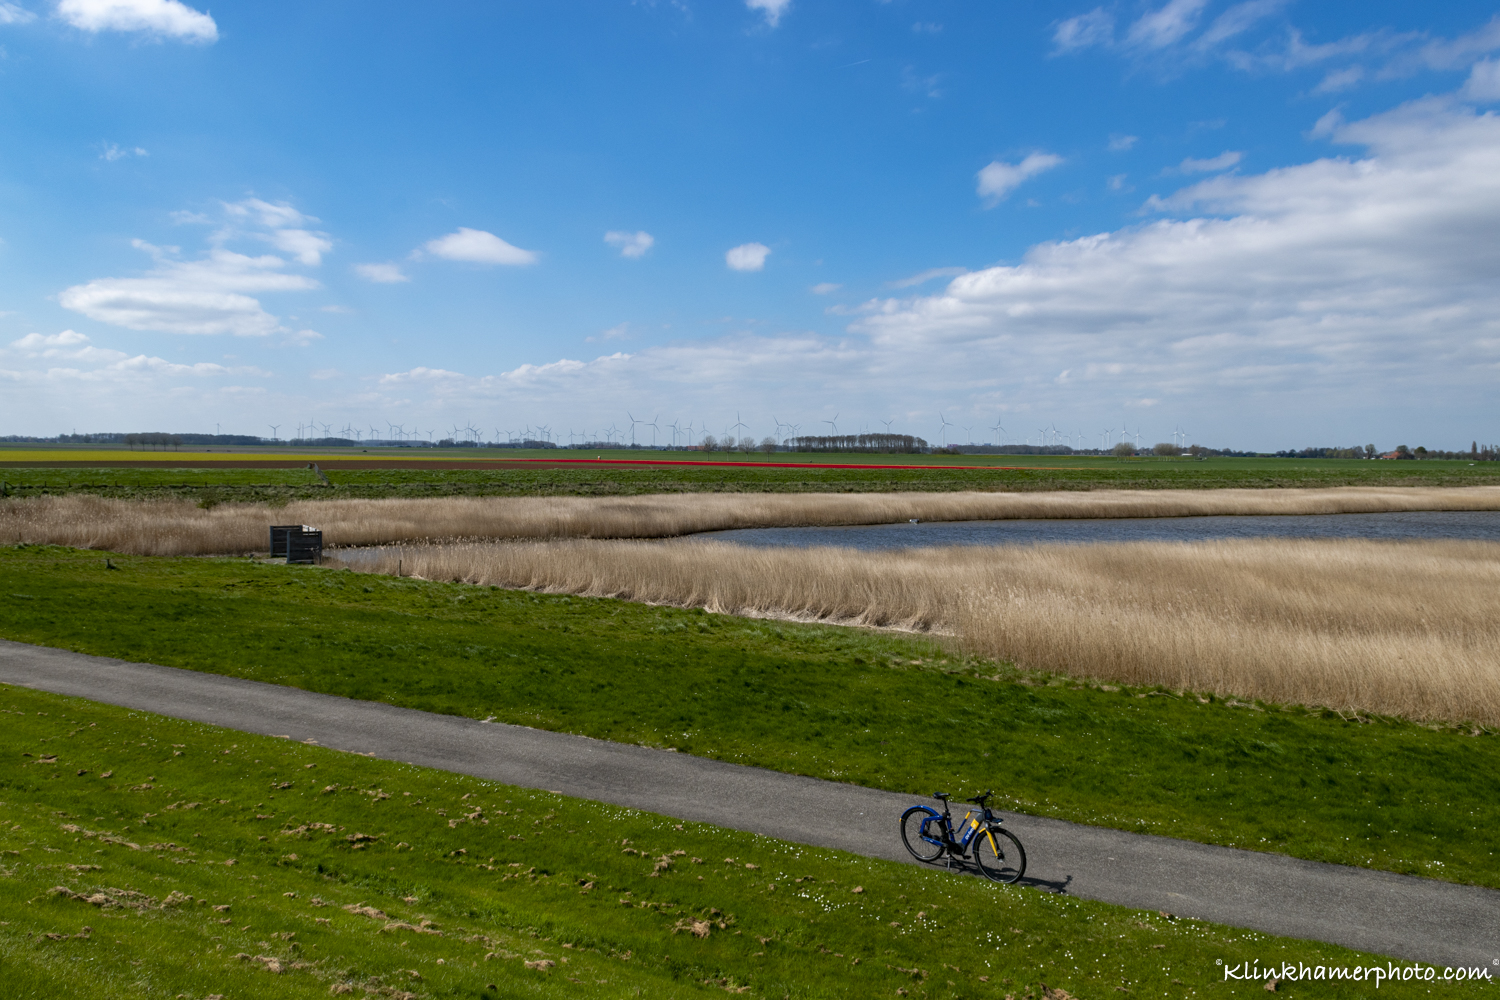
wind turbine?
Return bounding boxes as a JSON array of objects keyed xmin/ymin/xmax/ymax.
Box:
[
  {"xmin": 962, "ymin": 424, "xmax": 974, "ymax": 445},
  {"xmin": 268, "ymin": 424, "xmax": 280, "ymax": 441},
  {"xmin": 881, "ymin": 418, "xmax": 895, "ymax": 435},
  {"xmin": 937, "ymin": 413, "xmax": 953, "ymax": 447},
  {"xmin": 730, "ymin": 411, "xmax": 749, "ymax": 444},
  {"xmin": 989, "ymin": 416, "xmax": 1005, "ymax": 445},
  {"xmin": 648, "ymin": 416, "xmax": 661, "ymax": 447},
  {"xmin": 626, "ymin": 412, "xmax": 646, "ymax": 447},
  {"xmin": 823, "ymin": 413, "xmax": 839, "ymax": 436}
]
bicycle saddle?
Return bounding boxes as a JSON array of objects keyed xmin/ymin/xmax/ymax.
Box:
[{"xmin": 933, "ymin": 792, "xmax": 950, "ymax": 800}]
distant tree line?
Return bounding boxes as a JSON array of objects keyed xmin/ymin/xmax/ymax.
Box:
[
  {"xmin": 786, "ymin": 433, "xmax": 930, "ymax": 453},
  {"xmin": 125, "ymin": 433, "xmax": 183, "ymax": 450}
]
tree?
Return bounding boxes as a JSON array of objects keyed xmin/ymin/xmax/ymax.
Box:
[
  {"xmin": 1365, "ymin": 444, "xmax": 1377, "ymax": 459},
  {"xmin": 1152, "ymin": 442, "xmax": 1181, "ymax": 456},
  {"xmin": 1112, "ymin": 441, "xmax": 1136, "ymax": 457},
  {"xmin": 759, "ymin": 436, "xmax": 777, "ymax": 453},
  {"xmin": 699, "ymin": 434, "xmax": 717, "ymax": 451}
]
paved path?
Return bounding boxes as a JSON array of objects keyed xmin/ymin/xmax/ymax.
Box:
[{"xmin": 2, "ymin": 638, "xmax": 1496, "ymax": 969}]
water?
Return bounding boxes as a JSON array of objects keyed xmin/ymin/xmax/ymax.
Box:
[{"xmin": 696, "ymin": 510, "xmax": 1500, "ymax": 551}]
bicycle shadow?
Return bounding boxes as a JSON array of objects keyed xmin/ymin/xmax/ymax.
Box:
[{"xmin": 941, "ymin": 857, "xmax": 1073, "ymax": 894}]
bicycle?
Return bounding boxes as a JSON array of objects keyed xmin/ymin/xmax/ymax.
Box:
[{"xmin": 899, "ymin": 790, "xmax": 1026, "ymax": 884}]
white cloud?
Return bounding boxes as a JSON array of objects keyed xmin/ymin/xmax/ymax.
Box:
[
  {"xmin": 99, "ymin": 142, "xmax": 147, "ymax": 161},
  {"xmin": 59, "ymin": 241, "xmax": 319, "ymax": 337},
  {"xmin": 1108, "ymin": 134, "xmax": 1138, "ymax": 151},
  {"xmin": 0, "ymin": 3, "xmax": 35, "ymax": 23},
  {"xmin": 1463, "ymin": 59, "xmax": 1500, "ymax": 101},
  {"xmin": 810, "ymin": 282, "xmax": 842, "ymax": 295},
  {"xmin": 1314, "ymin": 66, "xmax": 1365, "ymax": 93},
  {"xmin": 887, "ymin": 267, "xmax": 966, "ymax": 289},
  {"xmin": 420, "ymin": 227, "xmax": 538, "ymax": 266},
  {"xmin": 354, "ymin": 262, "xmax": 409, "ymax": 284},
  {"xmin": 223, "ymin": 198, "xmax": 310, "ymax": 230},
  {"xmin": 10, "ymin": 329, "xmax": 89, "ymax": 352},
  {"xmin": 269, "ymin": 229, "xmax": 332, "ymax": 266},
  {"xmin": 745, "ymin": 0, "xmax": 789, "ymax": 28},
  {"xmin": 1177, "ymin": 150, "xmax": 1242, "ymax": 173},
  {"xmin": 587, "ymin": 322, "xmax": 630, "ymax": 343},
  {"xmin": 726, "ymin": 242, "xmax": 771, "ymax": 272},
  {"xmin": 56, "ymin": 0, "xmax": 217, "ymax": 42},
  {"xmin": 604, "ymin": 230, "xmax": 654, "ymax": 258},
  {"xmin": 1125, "ymin": 0, "xmax": 1209, "ymax": 50},
  {"xmin": 1053, "ymin": 8, "xmax": 1113, "ymax": 52},
  {"xmin": 1194, "ymin": 0, "xmax": 1284, "ymax": 50},
  {"xmin": 976, "ymin": 153, "xmax": 1063, "ymax": 205}
]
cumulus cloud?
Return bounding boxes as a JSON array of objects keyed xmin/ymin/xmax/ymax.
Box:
[
  {"xmin": 604, "ymin": 230, "xmax": 654, "ymax": 258},
  {"xmin": 1177, "ymin": 150, "xmax": 1242, "ymax": 173},
  {"xmin": 976, "ymin": 153, "xmax": 1063, "ymax": 205},
  {"xmin": 810, "ymin": 282, "xmax": 842, "ymax": 295},
  {"xmin": 420, "ymin": 227, "xmax": 538, "ymax": 266},
  {"xmin": 354, "ymin": 262, "xmax": 409, "ymax": 284},
  {"xmin": 726, "ymin": 242, "xmax": 771, "ymax": 272},
  {"xmin": 56, "ymin": 0, "xmax": 217, "ymax": 42},
  {"xmin": 60, "ymin": 245, "xmax": 318, "ymax": 336},
  {"xmin": 269, "ymin": 228, "xmax": 332, "ymax": 266},
  {"xmin": 745, "ymin": 0, "xmax": 789, "ymax": 28},
  {"xmin": 1, "ymin": 329, "xmax": 269, "ymax": 391},
  {"xmin": 58, "ymin": 198, "xmax": 328, "ymax": 337},
  {"xmin": 1108, "ymin": 134, "xmax": 1138, "ymax": 151},
  {"xmin": 0, "ymin": 3, "xmax": 35, "ymax": 24}
]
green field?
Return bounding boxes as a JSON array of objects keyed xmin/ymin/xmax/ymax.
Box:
[
  {"xmin": 4, "ymin": 685, "xmax": 1437, "ymax": 1000},
  {"xmin": 3, "ymin": 545, "xmax": 1496, "ymax": 892},
  {"xmin": 1, "ymin": 451, "xmax": 1496, "ymax": 504}
]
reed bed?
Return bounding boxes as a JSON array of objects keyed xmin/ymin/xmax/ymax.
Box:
[
  {"xmin": 5, "ymin": 485, "xmax": 1500, "ymax": 556},
  {"xmin": 352, "ymin": 537, "xmax": 1500, "ymax": 726}
]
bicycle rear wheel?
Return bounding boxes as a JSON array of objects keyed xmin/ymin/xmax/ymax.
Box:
[
  {"xmin": 972, "ymin": 826, "xmax": 1026, "ymax": 884},
  {"xmin": 900, "ymin": 806, "xmax": 946, "ymax": 863}
]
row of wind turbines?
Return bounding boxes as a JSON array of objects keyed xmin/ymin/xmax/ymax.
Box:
[{"xmin": 264, "ymin": 415, "xmax": 1190, "ymax": 452}]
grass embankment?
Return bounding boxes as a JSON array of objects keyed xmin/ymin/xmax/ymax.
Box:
[
  {"xmin": 367, "ymin": 537, "xmax": 1500, "ymax": 726},
  {"xmin": 1, "ymin": 455, "xmax": 1498, "ymax": 504},
  {"xmin": 1, "ymin": 686, "xmax": 1430, "ymax": 1000},
  {"xmin": 6, "ymin": 486, "xmax": 1500, "ymax": 556},
  {"xmin": 3, "ymin": 546, "xmax": 1497, "ymax": 891}
]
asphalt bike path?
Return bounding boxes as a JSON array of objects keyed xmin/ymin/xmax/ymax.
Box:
[{"xmin": 2, "ymin": 638, "xmax": 1496, "ymax": 969}]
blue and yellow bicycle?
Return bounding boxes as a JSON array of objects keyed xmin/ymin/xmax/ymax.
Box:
[{"xmin": 899, "ymin": 791, "xmax": 1026, "ymax": 884}]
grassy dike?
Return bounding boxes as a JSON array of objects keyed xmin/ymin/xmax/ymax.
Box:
[
  {"xmin": 0, "ymin": 685, "xmax": 1464, "ymax": 1000},
  {"xmin": 2, "ymin": 545, "xmax": 1497, "ymax": 891}
]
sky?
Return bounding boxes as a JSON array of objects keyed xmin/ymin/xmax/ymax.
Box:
[{"xmin": 2, "ymin": 0, "xmax": 1500, "ymax": 451}]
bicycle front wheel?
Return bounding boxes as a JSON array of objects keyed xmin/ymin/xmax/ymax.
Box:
[
  {"xmin": 900, "ymin": 807, "xmax": 946, "ymax": 863},
  {"xmin": 972, "ymin": 826, "xmax": 1026, "ymax": 884}
]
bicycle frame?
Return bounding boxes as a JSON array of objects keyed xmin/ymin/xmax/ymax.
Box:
[{"xmin": 913, "ymin": 798, "xmax": 1001, "ymax": 857}]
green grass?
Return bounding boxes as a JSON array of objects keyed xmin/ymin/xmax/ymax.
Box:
[
  {"xmin": 0, "ymin": 685, "xmax": 1467, "ymax": 999},
  {"xmin": 1, "ymin": 455, "xmax": 1497, "ymax": 504},
  {"xmin": 2, "ymin": 545, "xmax": 1497, "ymax": 894}
]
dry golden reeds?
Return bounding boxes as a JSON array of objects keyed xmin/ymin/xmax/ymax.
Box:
[
  {"xmin": 352, "ymin": 537, "xmax": 1500, "ymax": 726},
  {"xmin": 5, "ymin": 486, "xmax": 1500, "ymax": 556}
]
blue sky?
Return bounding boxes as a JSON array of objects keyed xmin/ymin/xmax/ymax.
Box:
[{"xmin": 3, "ymin": 0, "xmax": 1500, "ymax": 450}]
